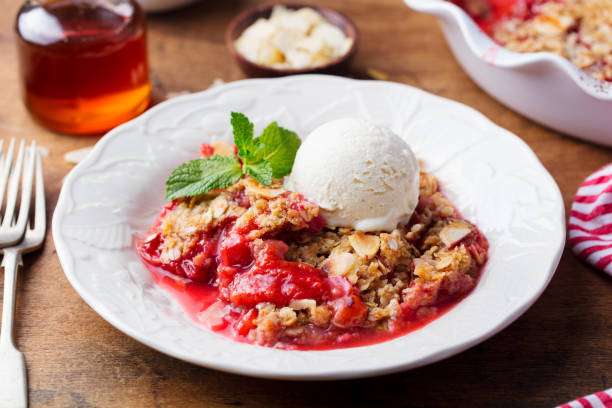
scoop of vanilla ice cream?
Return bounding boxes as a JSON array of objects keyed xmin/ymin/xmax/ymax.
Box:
[{"xmin": 284, "ymin": 118, "xmax": 420, "ymax": 232}]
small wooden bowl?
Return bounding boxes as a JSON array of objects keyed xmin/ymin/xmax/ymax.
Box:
[{"xmin": 226, "ymin": 3, "xmax": 359, "ymax": 77}]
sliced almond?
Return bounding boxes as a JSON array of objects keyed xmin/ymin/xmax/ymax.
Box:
[
  {"xmin": 320, "ymin": 252, "xmax": 356, "ymax": 277},
  {"xmin": 210, "ymin": 196, "xmax": 228, "ymax": 218},
  {"xmin": 181, "ymin": 225, "xmax": 198, "ymax": 235},
  {"xmin": 436, "ymin": 253, "xmax": 454, "ymax": 269},
  {"xmin": 256, "ymin": 302, "xmax": 276, "ymax": 313},
  {"xmin": 200, "ymin": 210, "xmax": 213, "ymax": 227},
  {"xmin": 289, "ymin": 299, "xmax": 317, "ymax": 314},
  {"xmin": 367, "ymin": 68, "xmax": 389, "ymax": 81},
  {"xmin": 197, "ymin": 300, "xmax": 227, "ymax": 328},
  {"xmin": 439, "ymin": 222, "xmax": 472, "ymax": 247},
  {"xmin": 358, "ymin": 276, "xmax": 374, "ymax": 291},
  {"xmin": 143, "ymin": 232, "xmax": 159, "ymax": 243},
  {"xmin": 212, "ymin": 140, "xmax": 236, "ymax": 156},
  {"xmin": 165, "ymin": 90, "xmax": 191, "ymax": 100},
  {"xmin": 249, "ymin": 185, "xmax": 285, "ymax": 199},
  {"xmin": 413, "ymin": 261, "xmax": 439, "ymax": 281},
  {"xmin": 244, "ymin": 178, "xmax": 285, "ymax": 199},
  {"xmin": 387, "ymin": 237, "xmax": 398, "ymax": 251},
  {"xmin": 412, "ymin": 258, "xmax": 428, "ymax": 268},
  {"xmin": 349, "ymin": 231, "xmax": 380, "ymax": 258},
  {"xmin": 64, "ymin": 146, "xmax": 94, "ymax": 164},
  {"xmin": 278, "ymin": 307, "xmax": 298, "ymax": 326},
  {"xmin": 163, "ymin": 246, "xmax": 182, "ymax": 262}
]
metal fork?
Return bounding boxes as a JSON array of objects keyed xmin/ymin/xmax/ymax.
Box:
[
  {"xmin": 0, "ymin": 139, "xmax": 36, "ymax": 247},
  {"xmin": 0, "ymin": 148, "xmax": 45, "ymax": 408}
]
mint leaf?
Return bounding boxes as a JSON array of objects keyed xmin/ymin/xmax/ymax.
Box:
[
  {"xmin": 165, "ymin": 113, "xmax": 302, "ymax": 200},
  {"xmin": 166, "ymin": 155, "xmax": 242, "ymax": 200},
  {"xmin": 245, "ymin": 160, "xmax": 273, "ymax": 186},
  {"xmin": 231, "ymin": 112, "xmax": 254, "ymax": 158},
  {"xmin": 255, "ymin": 122, "xmax": 301, "ymax": 178}
]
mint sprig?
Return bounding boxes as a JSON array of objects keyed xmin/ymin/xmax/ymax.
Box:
[
  {"xmin": 165, "ymin": 155, "xmax": 242, "ymax": 201},
  {"xmin": 257, "ymin": 122, "xmax": 301, "ymax": 178},
  {"xmin": 165, "ymin": 112, "xmax": 301, "ymax": 201},
  {"xmin": 231, "ymin": 112, "xmax": 256, "ymax": 158}
]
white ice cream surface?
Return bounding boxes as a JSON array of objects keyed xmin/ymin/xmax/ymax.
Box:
[{"xmin": 284, "ymin": 118, "xmax": 420, "ymax": 232}]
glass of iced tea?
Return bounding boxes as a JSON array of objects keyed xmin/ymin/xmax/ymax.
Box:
[{"xmin": 15, "ymin": 0, "xmax": 151, "ymax": 135}]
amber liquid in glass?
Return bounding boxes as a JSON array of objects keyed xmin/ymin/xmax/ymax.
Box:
[{"xmin": 16, "ymin": 0, "xmax": 150, "ymax": 135}]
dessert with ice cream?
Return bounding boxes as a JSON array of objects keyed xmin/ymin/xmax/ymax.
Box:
[{"xmin": 137, "ymin": 113, "xmax": 488, "ymax": 349}]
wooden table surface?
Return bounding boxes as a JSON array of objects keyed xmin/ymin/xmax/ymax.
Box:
[{"xmin": 1, "ymin": 0, "xmax": 611, "ymax": 406}]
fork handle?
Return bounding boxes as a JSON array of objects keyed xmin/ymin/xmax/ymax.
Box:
[
  {"xmin": 0, "ymin": 249, "xmax": 27, "ymax": 408},
  {"xmin": 1, "ymin": 250, "xmax": 23, "ymax": 348}
]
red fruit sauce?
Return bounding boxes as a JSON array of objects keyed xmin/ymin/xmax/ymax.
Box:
[
  {"xmin": 143, "ymin": 260, "xmax": 464, "ymax": 350},
  {"xmin": 137, "ymin": 210, "xmax": 483, "ymax": 350},
  {"xmin": 449, "ymin": 0, "xmax": 549, "ymax": 32}
]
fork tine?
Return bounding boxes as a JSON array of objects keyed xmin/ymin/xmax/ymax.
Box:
[
  {"xmin": 0, "ymin": 139, "xmax": 16, "ymax": 220},
  {"xmin": 1, "ymin": 139, "xmax": 15, "ymax": 175},
  {"xmin": 31, "ymin": 150, "xmax": 45, "ymax": 235},
  {"xmin": 13, "ymin": 141, "xmax": 36, "ymax": 237},
  {"xmin": 2, "ymin": 140, "xmax": 25, "ymax": 228},
  {"xmin": 1, "ymin": 138, "xmax": 15, "ymax": 176}
]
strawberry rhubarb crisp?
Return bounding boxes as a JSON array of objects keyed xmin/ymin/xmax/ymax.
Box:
[
  {"xmin": 452, "ymin": 0, "xmax": 612, "ymax": 81},
  {"xmin": 137, "ymin": 114, "xmax": 488, "ymax": 349}
]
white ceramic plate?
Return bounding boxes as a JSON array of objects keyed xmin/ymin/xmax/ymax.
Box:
[
  {"xmin": 53, "ymin": 75, "xmax": 565, "ymax": 380},
  {"xmin": 404, "ymin": 0, "xmax": 612, "ymax": 147}
]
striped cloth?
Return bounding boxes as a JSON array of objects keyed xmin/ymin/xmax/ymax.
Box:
[
  {"xmin": 564, "ymin": 168, "xmax": 611, "ymax": 407},
  {"xmin": 557, "ymin": 389, "xmax": 612, "ymax": 408},
  {"xmin": 569, "ymin": 163, "xmax": 612, "ymax": 276}
]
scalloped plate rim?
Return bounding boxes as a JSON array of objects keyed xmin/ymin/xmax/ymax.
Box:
[{"xmin": 52, "ymin": 74, "xmax": 565, "ymax": 380}]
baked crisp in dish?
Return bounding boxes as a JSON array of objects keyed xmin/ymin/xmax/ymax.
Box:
[
  {"xmin": 138, "ymin": 129, "xmax": 488, "ymax": 349},
  {"xmin": 453, "ymin": 0, "xmax": 612, "ymax": 81}
]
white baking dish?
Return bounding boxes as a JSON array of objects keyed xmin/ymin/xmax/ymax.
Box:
[{"xmin": 404, "ymin": 0, "xmax": 612, "ymax": 147}]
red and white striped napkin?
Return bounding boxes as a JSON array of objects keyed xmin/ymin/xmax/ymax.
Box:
[
  {"xmin": 569, "ymin": 163, "xmax": 612, "ymax": 276},
  {"xmin": 566, "ymin": 167, "xmax": 612, "ymax": 406},
  {"xmin": 557, "ymin": 389, "xmax": 612, "ymax": 408}
]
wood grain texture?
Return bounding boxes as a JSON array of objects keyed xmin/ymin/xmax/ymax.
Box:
[{"xmin": 0, "ymin": 0, "xmax": 611, "ymax": 406}]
